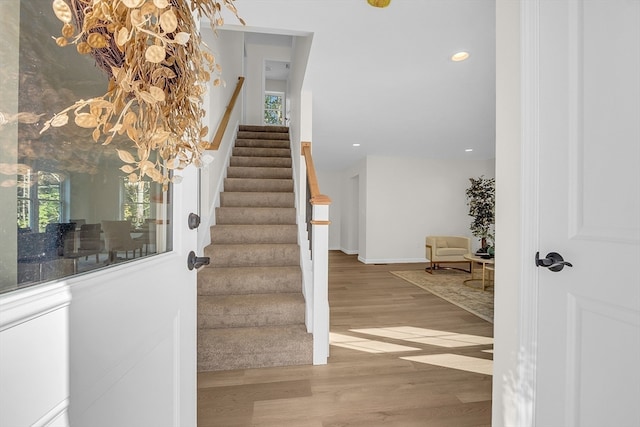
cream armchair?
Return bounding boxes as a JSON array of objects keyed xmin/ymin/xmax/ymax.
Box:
[{"xmin": 425, "ymin": 236, "xmax": 472, "ymax": 274}]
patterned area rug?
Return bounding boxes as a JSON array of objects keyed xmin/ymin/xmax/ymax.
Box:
[{"xmin": 390, "ymin": 270, "xmax": 494, "ymax": 323}]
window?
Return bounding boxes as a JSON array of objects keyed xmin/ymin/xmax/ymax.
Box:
[
  {"xmin": 16, "ymin": 172, "xmax": 31, "ymax": 231},
  {"xmin": 122, "ymin": 177, "xmax": 151, "ymax": 228},
  {"xmin": 16, "ymin": 170, "xmax": 64, "ymax": 232},
  {"xmin": 264, "ymin": 92, "xmax": 284, "ymax": 125},
  {"xmin": 2, "ymin": 1, "xmax": 173, "ymax": 293},
  {"xmin": 36, "ymin": 172, "xmax": 63, "ymax": 232}
]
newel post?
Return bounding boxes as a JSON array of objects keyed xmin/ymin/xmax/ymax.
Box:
[
  {"xmin": 301, "ymin": 141, "xmax": 332, "ymax": 365},
  {"xmin": 311, "ymin": 197, "xmax": 331, "ymax": 365}
]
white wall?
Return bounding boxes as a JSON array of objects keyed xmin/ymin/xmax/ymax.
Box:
[
  {"xmin": 69, "ymin": 164, "xmax": 122, "ymax": 223},
  {"xmin": 319, "ymin": 155, "xmax": 495, "ymax": 263},
  {"xmin": 316, "ymin": 170, "xmax": 342, "ymax": 250},
  {"xmin": 199, "ymin": 28, "xmax": 245, "ymax": 250},
  {"xmin": 244, "ymin": 42, "xmax": 292, "ymax": 125},
  {"xmin": 266, "ymin": 79, "xmax": 287, "ymax": 93},
  {"xmin": 290, "ymin": 35, "xmax": 313, "ymax": 146}
]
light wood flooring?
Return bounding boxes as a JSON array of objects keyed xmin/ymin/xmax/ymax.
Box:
[{"xmin": 198, "ymin": 251, "xmax": 494, "ymax": 426}]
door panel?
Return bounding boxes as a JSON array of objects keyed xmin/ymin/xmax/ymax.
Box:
[
  {"xmin": 567, "ymin": 0, "xmax": 640, "ymax": 243},
  {"xmin": 534, "ymin": 0, "xmax": 640, "ymax": 425},
  {"xmin": 69, "ymin": 167, "xmax": 197, "ymax": 426}
]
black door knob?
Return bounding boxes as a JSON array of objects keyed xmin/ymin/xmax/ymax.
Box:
[
  {"xmin": 187, "ymin": 251, "xmax": 210, "ymax": 270},
  {"xmin": 535, "ymin": 251, "xmax": 573, "ymax": 272}
]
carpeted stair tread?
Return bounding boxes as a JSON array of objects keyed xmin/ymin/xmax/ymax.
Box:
[
  {"xmin": 198, "ymin": 293, "xmax": 305, "ymax": 329},
  {"xmin": 216, "ymin": 207, "xmax": 296, "ymax": 224},
  {"xmin": 236, "ymin": 131, "xmax": 290, "ymax": 141},
  {"xmin": 198, "ymin": 266, "xmax": 302, "ymax": 296},
  {"xmin": 239, "ymin": 124, "xmax": 289, "ymax": 133},
  {"xmin": 211, "ymin": 224, "xmax": 297, "ymax": 244},
  {"xmin": 220, "ymin": 191, "xmax": 294, "ymax": 208},
  {"xmin": 197, "ymin": 325, "xmax": 312, "ymax": 371},
  {"xmin": 198, "ymin": 124, "xmax": 312, "ymax": 372},
  {"xmin": 235, "ymin": 139, "xmax": 291, "ymax": 149},
  {"xmin": 230, "ymin": 156, "xmax": 292, "ymax": 168},
  {"xmin": 224, "ymin": 177, "xmax": 293, "ymax": 192},
  {"xmin": 232, "ymin": 147, "xmax": 291, "ymax": 158},
  {"xmin": 205, "ymin": 243, "xmax": 300, "ymax": 267},
  {"xmin": 227, "ymin": 166, "xmax": 292, "ymax": 179}
]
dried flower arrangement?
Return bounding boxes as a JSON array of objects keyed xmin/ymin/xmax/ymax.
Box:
[{"xmin": 41, "ymin": 0, "xmax": 244, "ymax": 189}]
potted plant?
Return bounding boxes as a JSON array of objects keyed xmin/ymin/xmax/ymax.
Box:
[{"xmin": 465, "ymin": 176, "xmax": 495, "ymax": 253}]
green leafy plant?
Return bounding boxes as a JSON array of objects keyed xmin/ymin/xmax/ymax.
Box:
[{"xmin": 465, "ymin": 176, "xmax": 495, "ymax": 250}]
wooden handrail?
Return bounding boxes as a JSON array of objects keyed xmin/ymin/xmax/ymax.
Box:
[
  {"xmin": 206, "ymin": 76, "xmax": 245, "ymax": 150},
  {"xmin": 301, "ymin": 142, "xmax": 332, "ymax": 205}
]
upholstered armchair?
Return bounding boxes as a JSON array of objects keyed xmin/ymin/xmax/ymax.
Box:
[
  {"xmin": 102, "ymin": 220, "xmax": 144, "ymax": 263},
  {"xmin": 425, "ymin": 236, "xmax": 472, "ymax": 274}
]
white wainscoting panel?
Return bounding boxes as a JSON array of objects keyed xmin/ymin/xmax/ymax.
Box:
[{"xmin": 0, "ymin": 282, "xmax": 71, "ymax": 427}]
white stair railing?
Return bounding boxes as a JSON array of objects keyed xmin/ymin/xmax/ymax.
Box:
[{"xmin": 300, "ymin": 142, "xmax": 331, "ymax": 365}]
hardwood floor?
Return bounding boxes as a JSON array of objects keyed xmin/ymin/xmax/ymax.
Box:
[{"xmin": 198, "ymin": 251, "xmax": 494, "ymax": 426}]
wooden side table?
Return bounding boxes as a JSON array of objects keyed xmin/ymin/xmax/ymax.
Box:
[{"xmin": 463, "ymin": 254, "xmax": 495, "ymax": 291}]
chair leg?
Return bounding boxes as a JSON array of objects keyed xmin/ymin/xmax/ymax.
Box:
[{"xmin": 425, "ymin": 262, "xmax": 434, "ymax": 274}]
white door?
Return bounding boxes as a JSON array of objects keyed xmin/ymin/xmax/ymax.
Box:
[
  {"xmin": 68, "ymin": 166, "xmax": 198, "ymax": 426},
  {"xmin": 526, "ymin": 0, "xmax": 640, "ymax": 425}
]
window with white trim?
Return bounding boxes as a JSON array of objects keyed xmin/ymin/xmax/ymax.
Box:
[{"xmin": 264, "ymin": 91, "xmax": 284, "ymax": 125}]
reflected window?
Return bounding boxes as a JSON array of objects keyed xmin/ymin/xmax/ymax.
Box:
[
  {"xmin": 121, "ymin": 177, "xmax": 151, "ymax": 229},
  {"xmin": 0, "ymin": 1, "xmax": 173, "ymax": 293},
  {"xmin": 17, "ymin": 170, "xmax": 65, "ymax": 232}
]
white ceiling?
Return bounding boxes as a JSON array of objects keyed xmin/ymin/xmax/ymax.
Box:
[{"xmin": 222, "ymin": 0, "xmax": 496, "ymax": 171}]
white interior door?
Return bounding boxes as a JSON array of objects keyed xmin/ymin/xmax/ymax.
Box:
[
  {"xmin": 68, "ymin": 166, "xmax": 198, "ymax": 426},
  {"xmin": 529, "ymin": 0, "xmax": 640, "ymax": 425}
]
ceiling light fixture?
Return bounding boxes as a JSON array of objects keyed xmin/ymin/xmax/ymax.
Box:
[
  {"xmin": 465, "ymin": 148, "xmax": 473, "ymax": 152},
  {"xmin": 451, "ymin": 51, "xmax": 470, "ymax": 62},
  {"xmin": 367, "ymin": 0, "xmax": 391, "ymax": 8},
  {"xmin": 353, "ymin": 143, "xmax": 361, "ymax": 147}
]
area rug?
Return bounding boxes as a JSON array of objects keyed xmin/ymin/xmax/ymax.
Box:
[{"xmin": 389, "ymin": 270, "xmax": 494, "ymax": 323}]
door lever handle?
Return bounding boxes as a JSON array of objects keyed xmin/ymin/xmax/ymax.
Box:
[
  {"xmin": 187, "ymin": 251, "xmax": 210, "ymax": 270},
  {"xmin": 535, "ymin": 251, "xmax": 573, "ymax": 272}
]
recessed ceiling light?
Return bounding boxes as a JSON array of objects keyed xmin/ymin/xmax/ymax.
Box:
[
  {"xmin": 465, "ymin": 148, "xmax": 473, "ymax": 152},
  {"xmin": 451, "ymin": 51, "xmax": 470, "ymax": 62},
  {"xmin": 353, "ymin": 143, "xmax": 361, "ymax": 147}
]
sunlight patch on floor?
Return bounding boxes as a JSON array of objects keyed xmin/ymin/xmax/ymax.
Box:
[
  {"xmin": 329, "ymin": 332, "xmax": 422, "ymax": 353},
  {"xmin": 350, "ymin": 326, "xmax": 494, "ymax": 348},
  {"xmin": 401, "ymin": 354, "xmax": 493, "ymax": 376}
]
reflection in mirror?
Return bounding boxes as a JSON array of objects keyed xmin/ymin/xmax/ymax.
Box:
[{"xmin": 0, "ymin": 1, "xmax": 173, "ymax": 294}]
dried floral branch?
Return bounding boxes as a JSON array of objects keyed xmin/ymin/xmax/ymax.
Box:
[{"xmin": 41, "ymin": 0, "xmax": 243, "ymax": 189}]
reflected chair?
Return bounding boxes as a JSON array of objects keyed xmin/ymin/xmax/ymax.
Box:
[
  {"xmin": 63, "ymin": 223, "xmax": 103, "ymax": 272},
  {"xmin": 78, "ymin": 223, "xmax": 102, "ymax": 261},
  {"xmin": 18, "ymin": 231, "xmax": 54, "ymax": 282},
  {"xmin": 45, "ymin": 222, "xmax": 77, "ymax": 257},
  {"xmin": 135, "ymin": 218, "xmax": 157, "ymax": 255},
  {"xmin": 70, "ymin": 219, "xmax": 86, "ymax": 230},
  {"xmin": 101, "ymin": 220, "xmax": 144, "ymax": 263}
]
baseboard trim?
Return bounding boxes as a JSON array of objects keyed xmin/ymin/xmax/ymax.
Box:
[
  {"xmin": 339, "ymin": 248, "xmax": 358, "ymax": 255},
  {"xmin": 357, "ymin": 257, "xmax": 428, "ymax": 265}
]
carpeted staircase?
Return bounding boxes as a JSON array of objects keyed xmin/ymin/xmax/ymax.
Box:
[{"xmin": 197, "ymin": 125, "xmax": 313, "ymax": 372}]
